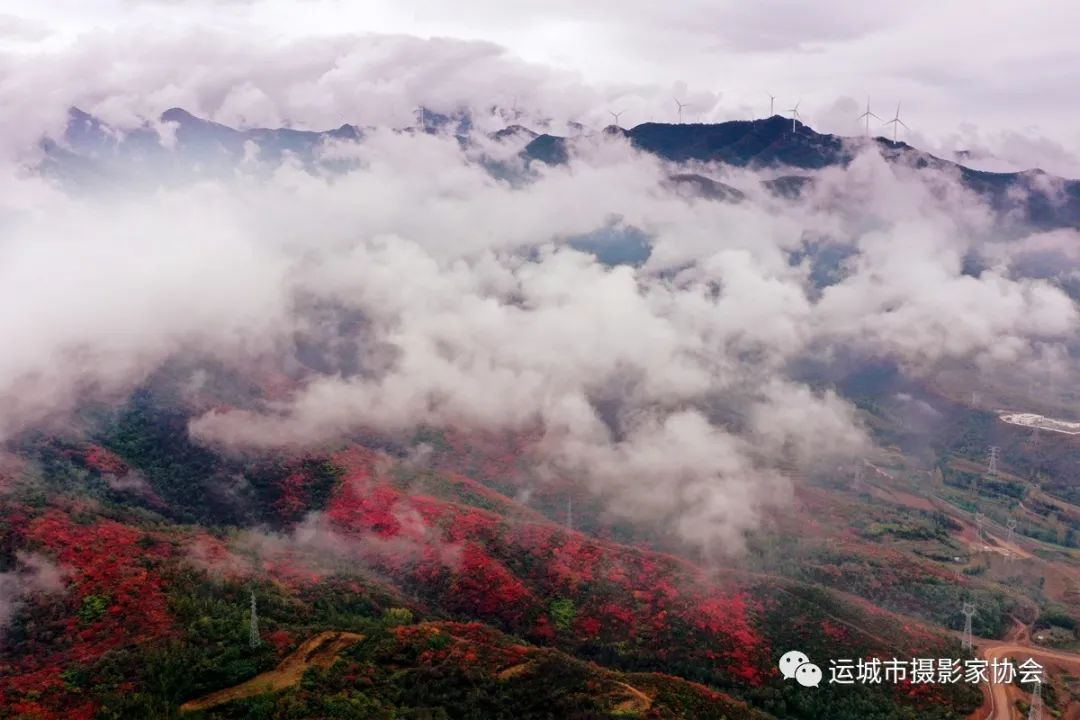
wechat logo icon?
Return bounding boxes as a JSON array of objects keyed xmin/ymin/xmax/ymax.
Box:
[{"xmin": 779, "ymin": 650, "xmax": 822, "ymax": 688}]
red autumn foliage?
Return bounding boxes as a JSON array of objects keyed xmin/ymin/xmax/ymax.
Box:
[
  {"xmin": 0, "ymin": 433, "xmax": 977, "ymax": 719},
  {"xmin": 0, "ymin": 510, "xmax": 174, "ymax": 716},
  {"xmin": 188, "ymin": 532, "xmax": 250, "ymax": 580},
  {"xmin": 0, "ymin": 440, "xmax": 776, "ymax": 713},
  {"xmin": 78, "ymin": 444, "xmax": 129, "ymax": 476},
  {"xmin": 695, "ymin": 594, "xmax": 766, "ymax": 684},
  {"xmin": 267, "ymin": 629, "xmax": 295, "ymax": 655},
  {"xmin": 820, "ymin": 618, "xmax": 848, "ymax": 641},
  {"xmin": 438, "ymin": 428, "xmax": 540, "ymax": 484},
  {"xmin": 397, "ymin": 622, "xmax": 532, "ymax": 673},
  {"xmin": 447, "ymin": 544, "xmax": 533, "ymax": 622},
  {"xmin": 574, "ymin": 615, "xmax": 602, "ymax": 639},
  {"xmin": 24, "ymin": 511, "xmax": 173, "ymax": 655},
  {"xmin": 273, "ymin": 470, "xmax": 310, "ymax": 521},
  {"xmin": 289, "ymin": 446, "xmax": 774, "ymax": 687}
]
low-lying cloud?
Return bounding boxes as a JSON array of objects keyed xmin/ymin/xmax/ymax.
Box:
[
  {"xmin": 0, "ymin": 552, "xmax": 67, "ymax": 631},
  {"xmin": 2, "ymin": 112, "xmax": 1078, "ymax": 552}
]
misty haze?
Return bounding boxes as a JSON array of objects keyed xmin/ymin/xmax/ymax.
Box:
[{"xmin": 1, "ymin": 2, "xmax": 1079, "ymax": 719}]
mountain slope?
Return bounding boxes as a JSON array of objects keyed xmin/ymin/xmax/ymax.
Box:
[{"xmin": 0, "ymin": 386, "xmax": 984, "ymax": 719}]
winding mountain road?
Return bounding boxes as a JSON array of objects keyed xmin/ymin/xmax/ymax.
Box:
[{"xmin": 974, "ymin": 637, "xmax": 1080, "ymax": 719}]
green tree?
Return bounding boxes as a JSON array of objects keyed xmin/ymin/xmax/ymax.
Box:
[
  {"xmin": 549, "ymin": 598, "xmax": 575, "ymax": 632},
  {"xmin": 381, "ymin": 607, "xmax": 414, "ymax": 627},
  {"xmin": 78, "ymin": 594, "xmax": 109, "ymax": 624}
]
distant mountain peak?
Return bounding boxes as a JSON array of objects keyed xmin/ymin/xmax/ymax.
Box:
[
  {"xmin": 68, "ymin": 106, "xmax": 94, "ymax": 122},
  {"xmin": 518, "ymin": 115, "xmax": 1080, "ymax": 231},
  {"xmin": 491, "ymin": 124, "xmax": 539, "ymax": 142},
  {"xmin": 41, "ymin": 107, "xmax": 1080, "ymax": 231},
  {"xmin": 160, "ymin": 107, "xmax": 200, "ymax": 123}
]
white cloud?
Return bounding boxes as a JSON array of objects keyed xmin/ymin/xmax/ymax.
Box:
[
  {"xmin": 0, "ymin": 552, "xmax": 67, "ymax": 630},
  {"xmin": 0, "ymin": 34, "xmax": 1077, "ymax": 552},
  {"xmin": 2, "ymin": 4, "xmax": 1080, "ymax": 168}
]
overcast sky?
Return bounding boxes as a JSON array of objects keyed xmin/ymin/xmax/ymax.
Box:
[{"xmin": 4, "ymin": 0, "xmax": 1080, "ymax": 174}]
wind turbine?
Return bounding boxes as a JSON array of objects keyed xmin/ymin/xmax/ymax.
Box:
[
  {"xmin": 673, "ymin": 97, "xmax": 690, "ymax": 124},
  {"xmin": 788, "ymin": 100, "xmax": 801, "ymax": 133},
  {"xmin": 766, "ymin": 92, "xmax": 776, "ymax": 117},
  {"xmin": 882, "ymin": 102, "xmax": 909, "ymax": 142},
  {"xmin": 609, "ymin": 110, "xmax": 626, "ymax": 127},
  {"xmin": 857, "ymin": 97, "xmax": 881, "ymax": 137}
]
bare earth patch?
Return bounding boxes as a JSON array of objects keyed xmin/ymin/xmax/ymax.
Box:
[
  {"xmin": 610, "ymin": 680, "xmax": 653, "ymax": 714},
  {"xmin": 497, "ymin": 661, "xmax": 535, "ymax": 680},
  {"xmin": 179, "ymin": 631, "xmax": 364, "ymax": 713}
]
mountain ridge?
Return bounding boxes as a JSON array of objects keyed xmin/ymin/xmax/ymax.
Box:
[
  {"xmin": 525, "ymin": 116, "xmax": 1080, "ymax": 230},
  {"xmin": 43, "ymin": 106, "xmax": 1080, "ymax": 230}
]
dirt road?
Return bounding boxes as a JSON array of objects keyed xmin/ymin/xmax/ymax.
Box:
[
  {"xmin": 856, "ymin": 470, "xmax": 1080, "ymax": 719},
  {"xmin": 611, "ymin": 681, "xmax": 653, "ymax": 713},
  {"xmin": 179, "ymin": 631, "xmax": 364, "ymax": 713},
  {"xmin": 975, "ymin": 641, "xmax": 1080, "ymax": 720}
]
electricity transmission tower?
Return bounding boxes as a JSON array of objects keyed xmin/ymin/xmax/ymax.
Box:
[
  {"xmin": 1006, "ymin": 517, "xmax": 1018, "ymax": 548},
  {"xmin": 988, "ymin": 446, "xmax": 1000, "ymax": 476},
  {"xmin": 249, "ymin": 590, "xmax": 261, "ymax": 649},
  {"xmin": 1028, "ymin": 679, "xmax": 1043, "ymax": 720},
  {"xmin": 974, "ymin": 511, "xmax": 986, "ymax": 544},
  {"xmin": 961, "ymin": 602, "xmax": 976, "ymax": 651}
]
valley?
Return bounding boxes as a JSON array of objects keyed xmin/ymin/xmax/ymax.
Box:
[
  {"xmin": 6, "ymin": 376, "xmax": 1080, "ymax": 717},
  {"xmin": 3, "ymin": 50, "xmax": 1080, "ymax": 720}
]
